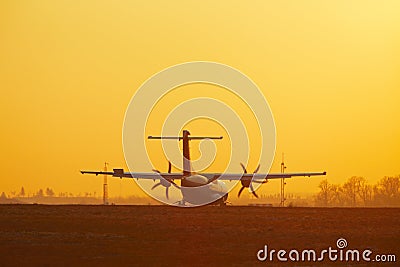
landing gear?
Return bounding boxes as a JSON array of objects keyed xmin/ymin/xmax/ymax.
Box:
[
  {"xmin": 214, "ymin": 194, "xmax": 229, "ymax": 206},
  {"xmin": 174, "ymin": 199, "xmax": 186, "ymax": 207}
]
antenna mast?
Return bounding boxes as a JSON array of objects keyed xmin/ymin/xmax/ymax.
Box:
[
  {"xmin": 280, "ymin": 153, "xmax": 286, "ymax": 207},
  {"xmin": 103, "ymin": 162, "xmax": 109, "ymax": 205}
]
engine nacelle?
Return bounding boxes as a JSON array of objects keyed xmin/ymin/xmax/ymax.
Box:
[{"xmin": 113, "ymin": 169, "xmax": 124, "ymax": 177}]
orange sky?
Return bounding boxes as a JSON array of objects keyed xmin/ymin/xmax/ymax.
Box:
[{"xmin": 1, "ymin": 1, "xmax": 399, "ymax": 198}]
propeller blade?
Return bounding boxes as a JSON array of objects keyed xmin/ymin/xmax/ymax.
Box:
[
  {"xmin": 252, "ymin": 180, "xmax": 267, "ymax": 184},
  {"xmin": 168, "ymin": 161, "xmax": 172, "ymax": 173},
  {"xmin": 249, "ymin": 183, "xmax": 259, "ymax": 198},
  {"xmin": 238, "ymin": 186, "xmax": 245, "ymax": 197},
  {"xmin": 165, "ymin": 187, "xmax": 169, "ymax": 199},
  {"xmin": 151, "ymin": 183, "xmax": 162, "ymax": 190},
  {"xmin": 240, "ymin": 163, "xmax": 247, "ymax": 173},
  {"xmin": 169, "ymin": 180, "xmax": 180, "ymax": 189},
  {"xmin": 254, "ymin": 164, "xmax": 260, "ymax": 173}
]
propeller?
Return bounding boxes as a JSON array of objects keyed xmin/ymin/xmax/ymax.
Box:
[
  {"xmin": 238, "ymin": 163, "xmax": 267, "ymax": 198},
  {"xmin": 151, "ymin": 161, "xmax": 180, "ymax": 199}
]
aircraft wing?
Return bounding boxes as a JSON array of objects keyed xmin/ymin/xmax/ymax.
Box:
[
  {"xmin": 80, "ymin": 169, "xmax": 184, "ymax": 179},
  {"xmin": 201, "ymin": 172, "xmax": 326, "ymax": 181},
  {"xmin": 81, "ymin": 169, "xmax": 326, "ymax": 181}
]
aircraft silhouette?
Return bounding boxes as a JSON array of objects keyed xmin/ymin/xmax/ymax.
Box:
[{"xmin": 81, "ymin": 130, "xmax": 326, "ymax": 206}]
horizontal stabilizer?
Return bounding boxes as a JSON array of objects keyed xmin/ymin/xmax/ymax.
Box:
[{"xmin": 148, "ymin": 136, "xmax": 223, "ymax": 140}]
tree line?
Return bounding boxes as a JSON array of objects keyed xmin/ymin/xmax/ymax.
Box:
[
  {"xmin": 0, "ymin": 187, "xmax": 97, "ymax": 199},
  {"xmin": 315, "ymin": 176, "xmax": 400, "ymax": 207}
]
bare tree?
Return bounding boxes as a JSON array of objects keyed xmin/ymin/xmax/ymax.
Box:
[
  {"xmin": 36, "ymin": 189, "xmax": 44, "ymax": 198},
  {"xmin": 342, "ymin": 176, "xmax": 366, "ymax": 206},
  {"xmin": 376, "ymin": 176, "xmax": 399, "ymax": 197},
  {"xmin": 374, "ymin": 176, "xmax": 400, "ymax": 206},
  {"xmin": 19, "ymin": 187, "xmax": 25, "ymax": 197},
  {"xmin": 316, "ymin": 179, "xmax": 330, "ymax": 206},
  {"xmin": 358, "ymin": 182, "xmax": 372, "ymax": 206},
  {"xmin": 329, "ymin": 184, "xmax": 343, "ymax": 206},
  {"xmin": 46, "ymin": 188, "xmax": 55, "ymax": 197}
]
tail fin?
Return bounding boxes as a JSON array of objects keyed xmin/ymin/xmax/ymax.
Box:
[{"xmin": 148, "ymin": 130, "xmax": 223, "ymax": 176}]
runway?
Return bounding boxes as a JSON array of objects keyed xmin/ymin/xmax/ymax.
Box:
[{"xmin": 0, "ymin": 205, "xmax": 398, "ymax": 266}]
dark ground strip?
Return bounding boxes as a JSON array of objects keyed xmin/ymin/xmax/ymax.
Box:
[{"xmin": 0, "ymin": 205, "xmax": 399, "ymax": 266}]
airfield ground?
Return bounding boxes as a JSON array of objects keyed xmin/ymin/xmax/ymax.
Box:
[{"xmin": 0, "ymin": 205, "xmax": 399, "ymax": 266}]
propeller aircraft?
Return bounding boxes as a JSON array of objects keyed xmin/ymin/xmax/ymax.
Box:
[{"xmin": 81, "ymin": 130, "xmax": 326, "ymax": 206}]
